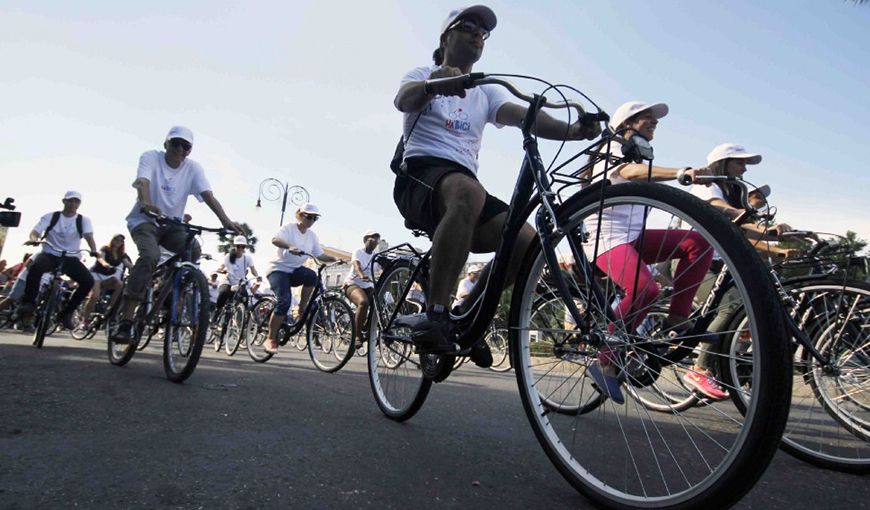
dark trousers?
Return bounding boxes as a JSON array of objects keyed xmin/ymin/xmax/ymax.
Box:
[
  {"xmin": 23, "ymin": 253, "xmax": 94, "ymax": 313},
  {"xmin": 125, "ymin": 222, "xmax": 201, "ymax": 301}
]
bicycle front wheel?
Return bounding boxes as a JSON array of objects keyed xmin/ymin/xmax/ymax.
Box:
[
  {"xmin": 511, "ymin": 182, "xmax": 790, "ymax": 509},
  {"xmin": 246, "ymin": 297, "xmax": 276, "ymax": 363},
  {"xmin": 307, "ymin": 295, "xmax": 355, "ymax": 373},
  {"xmin": 367, "ymin": 260, "xmax": 432, "ymax": 422},
  {"xmin": 33, "ymin": 281, "xmax": 60, "ymax": 348},
  {"xmin": 163, "ymin": 267, "xmax": 209, "ymax": 383},
  {"xmin": 224, "ymin": 303, "xmax": 247, "ymax": 356}
]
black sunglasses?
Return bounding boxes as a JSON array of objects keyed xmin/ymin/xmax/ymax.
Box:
[
  {"xmin": 301, "ymin": 213, "xmax": 319, "ymax": 221},
  {"xmin": 169, "ymin": 138, "xmax": 192, "ymax": 152},
  {"xmin": 448, "ymin": 18, "xmax": 490, "ymax": 40}
]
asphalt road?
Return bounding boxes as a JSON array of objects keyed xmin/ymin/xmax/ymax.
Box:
[{"xmin": 0, "ymin": 329, "xmax": 866, "ymax": 509}]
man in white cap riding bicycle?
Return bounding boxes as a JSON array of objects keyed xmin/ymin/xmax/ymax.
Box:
[
  {"xmin": 392, "ymin": 5, "xmax": 600, "ymax": 366},
  {"xmin": 19, "ymin": 190, "xmax": 98, "ymax": 330},
  {"xmin": 213, "ymin": 235, "xmax": 261, "ymax": 318},
  {"xmin": 111, "ymin": 126, "xmax": 243, "ymax": 343}
]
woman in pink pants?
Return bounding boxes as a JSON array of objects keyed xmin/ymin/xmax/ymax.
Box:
[{"xmin": 581, "ymin": 101, "xmax": 714, "ymax": 403}]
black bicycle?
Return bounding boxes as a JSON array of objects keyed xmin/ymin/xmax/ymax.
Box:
[
  {"xmin": 246, "ymin": 254, "xmax": 356, "ymax": 373},
  {"xmin": 209, "ymin": 275, "xmax": 259, "ymax": 356},
  {"xmin": 27, "ymin": 241, "xmax": 91, "ymax": 348},
  {"xmin": 366, "ymin": 73, "xmax": 791, "ymax": 509},
  {"xmin": 107, "ymin": 213, "xmax": 229, "ymax": 383}
]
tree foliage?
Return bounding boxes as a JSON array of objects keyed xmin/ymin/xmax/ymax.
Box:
[{"xmin": 217, "ymin": 222, "xmax": 258, "ymax": 254}]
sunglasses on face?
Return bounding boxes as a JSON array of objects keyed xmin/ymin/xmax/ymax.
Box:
[
  {"xmin": 301, "ymin": 213, "xmax": 319, "ymax": 221},
  {"xmin": 169, "ymin": 138, "xmax": 192, "ymax": 152},
  {"xmin": 449, "ymin": 18, "xmax": 490, "ymax": 40}
]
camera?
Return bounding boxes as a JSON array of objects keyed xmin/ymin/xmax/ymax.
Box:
[{"xmin": 0, "ymin": 197, "xmax": 22, "ymax": 228}]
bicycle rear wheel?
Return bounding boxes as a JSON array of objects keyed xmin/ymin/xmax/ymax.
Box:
[
  {"xmin": 367, "ymin": 260, "xmax": 432, "ymax": 422},
  {"xmin": 486, "ymin": 328, "xmax": 512, "ymax": 372},
  {"xmin": 307, "ymin": 295, "xmax": 355, "ymax": 373},
  {"xmin": 108, "ymin": 305, "xmax": 141, "ymax": 366},
  {"xmin": 246, "ymin": 297, "xmax": 276, "ymax": 363},
  {"xmin": 511, "ymin": 182, "xmax": 790, "ymax": 508},
  {"xmin": 163, "ymin": 267, "xmax": 209, "ymax": 383}
]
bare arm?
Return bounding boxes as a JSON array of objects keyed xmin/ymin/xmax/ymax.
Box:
[
  {"xmin": 495, "ymin": 103, "xmax": 600, "ymax": 141},
  {"xmin": 316, "ymin": 253, "xmax": 338, "ymax": 264},
  {"xmin": 132, "ymin": 177, "xmax": 161, "ymax": 214},
  {"xmin": 200, "ymin": 191, "xmax": 243, "ymax": 234},
  {"xmin": 83, "ymin": 233, "xmax": 98, "ymax": 255}
]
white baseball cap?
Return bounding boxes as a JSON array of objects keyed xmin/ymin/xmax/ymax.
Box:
[
  {"xmin": 609, "ymin": 101, "xmax": 669, "ymax": 131},
  {"xmin": 63, "ymin": 190, "xmax": 82, "ymax": 201},
  {"xmin": 706, "ymin": 143, "xmax": 762, "ymax": 166},
  {"xmin": 441, "ymin": 5, "xmax": 497, "ymax": 35},
  {"xmin": 363, "ymin": 230, "xmax": 380, "ymax": 240},
  {"xmin": 233, "ymin": 235, "xmax": 248, "ymax": 246},
  {"xmin": 298, "ymin": 203, "xmax": 321, "ymax": 216},
  {"xmin": 467, "ymin": 263, "xmax": 484, "ymax": 274},
  {"xmin": 165, "ymin": 126, "xmax": 194, "ymax": 145}
]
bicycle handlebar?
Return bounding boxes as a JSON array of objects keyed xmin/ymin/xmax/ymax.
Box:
[
  {"xmin": 25, "ymin": 239, "xmax": 95, "ymax": 256},
  {"xmin": 677, "ymin": 175, "xmax": 759, "ymax": 212},
  {"xmin": 423, "ymin": 73, "xmax": 609, "ymax": 125},
  {"xmin": 142, "ymin": 209, "xmax": 231, "ymax": 235}
]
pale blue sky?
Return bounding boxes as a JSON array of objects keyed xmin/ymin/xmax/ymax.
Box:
[{"xmin": 1, "ymin": 1, "xmax": 868, "ymax": 271}]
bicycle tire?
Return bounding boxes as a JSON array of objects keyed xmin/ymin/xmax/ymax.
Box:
[
  {"xmin": 224, "ymin": 302, "xmax": 247, "ymax": 356},
  {"xmin": 246, "ymin": 296, "xmax": 276, "ymax": 363},
  {"xmin": 212, "ymin": 307, "xmax": 228, "ymax": 352},
  {"xmin": 722, "ymin": 277, "xmax": 870, "ymax": 474},
  {"xmin": 107, "ymin": 304, "xmax": 140, "ymax": 367},
  {"xmin": 308, "ymin": 295, "xmax": 356, "ymax": 373},
  {"xmin": 511, "ymin": 182, "xmax": 790, "ymax": 509},
  {"xmin": 486, "ymin": 328, "xmax": 512, "ymax": 372},
  {"xmin": 32, "ymin": 280, "xmax": 60, "ymax": 348},
  {"xmin": 367, "ymin": 260, "xmax": 432, "ymax": 422},
  {"xmin": 162, "ymin": 267, "xmax": 209, "ymax": 383}
]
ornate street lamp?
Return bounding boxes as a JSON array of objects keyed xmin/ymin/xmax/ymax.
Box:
[{"xmin": 256, "ymin": 178, "xmax": 310, "ymax": 226}]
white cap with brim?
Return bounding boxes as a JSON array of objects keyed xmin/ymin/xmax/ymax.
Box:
[
  {"xmin": 467, "ymin": 263, "xmax": 484, "ymax": 274},
  {"xmin": 441, "ymin": 5, "xmax": 497, "ymax": 35},
  {"xmin": 609, "ymin": 101, "xmax": 669, "ymax": 131},
  {"xmin": 233, "ymin": 235, "xmax": 248, "ymax": 246},
  {"xmin": 63, "ymin": 191, "xmax": 82, "ymax": 201},
  {"xmin": 298, "ymin": 203, "xmax": 321, "ymax": 216},
  {"xmin": 166, "ymin": 126, "xmax": 194, "ymax": 145},
  {"xmin": 706, "ymin": 143, "xmax": 762, "ymax": 166},
  {"xmin": 363, "ymin": 230, "xmax": 380, "ymax": 240}
]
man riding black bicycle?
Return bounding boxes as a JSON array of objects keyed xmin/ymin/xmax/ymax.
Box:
[
  {"xmin": 111, "ymin": 126, "xmax": 243, "ymax": 343},
  {"xmin": 392, "ymin": 5, "xmax": 599, "ymax": 366},
  {"xmin": 18, "ymin": 190, "xmax": 98, "ymax": 330}
]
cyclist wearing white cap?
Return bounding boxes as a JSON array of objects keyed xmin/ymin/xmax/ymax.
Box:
[
  {"xmin": 111, "ymin": 126, "xmax": 244, "ymax": 343},
  {"xmin": 681, "ymin": 143, "xmax": 796, "ymax": 400},
  {"xmin": 344, "ymin": 230, "xmax": 381, "ymax": 346},
  {"xmin": 392, "ymin": 5, "xmax": 600, "ymax": 366},
  {"xmin": 18, "ymin": 190, "xmax": 98, "ymax": 330},
  {"xmin": 581, "ymin": 101, "xmax": 715, "ymax": 403},
  {"xmin": 214, "ymin": 235, "xmax": 261, "ymax": 316},
  {"xmin": 452, "ymin": 263, "xmax": 482, "ymax": 310},
  {"xmin": 263, "ymin": 203, "xmax": 338, "ymax": 353}
]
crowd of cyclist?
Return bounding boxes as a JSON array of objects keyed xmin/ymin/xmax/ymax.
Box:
[{"xmin": 0, "ymin": 4, "xmax": 826, "ymax": 406}]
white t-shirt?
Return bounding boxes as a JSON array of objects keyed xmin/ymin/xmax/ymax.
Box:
[
  {"xmin": 208, "ymin": 280, "xmax": 219, "ymax": 303},
  {"xmin": 582, "ymin": 144, "xmax": 645, "ymax": 259},
  {"xmin": 268, "ymin": 224, "xmax": 325, "ymax": 274},
  {"xmin": 690, "ymin": 183, "xmax": 727, "ymax": 203},
  {"xmin": 33, "ymin": 212, "xmax": 94, "ymax": 257},
  {"xmin": 452, "ymin": 277, "xmax": 476, "ymax": 309},
  {"xmin": 398, "ymin": 65, "xmax": 512, "ymax": 174},
  {"xmin": 344, "ymin": 248, "xmax": 378, "ymax": 289},
  {"xmin": 126, "ymin": 150, "xmax": 212, "ymax": 229},
  {"xmin": 223, "ymin": 253, "xmax": 255, "ymax": 286}
]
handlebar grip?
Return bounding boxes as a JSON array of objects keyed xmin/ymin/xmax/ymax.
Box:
[
  {"xmin": 581, "ymin": 112, "xmax": 609, "ymax": 126},
  {"xmin": 678, "ymin": 173, "xmax": 693, "ymax": 186}
]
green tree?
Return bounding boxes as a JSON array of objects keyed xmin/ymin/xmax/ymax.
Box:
[{"xmin": 217, "ymin": 222, "xmax": 258, "ymax": 254}]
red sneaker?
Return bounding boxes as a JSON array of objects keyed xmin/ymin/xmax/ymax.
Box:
[{"xmin": 683, "ymin": 371, "xmax": 728, "ymax": 401}]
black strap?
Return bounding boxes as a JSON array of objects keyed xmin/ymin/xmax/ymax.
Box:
[
  {"xmin": 42, "ymin": 211, "xmax": 83, "ymax": 239},
  {"xmin": 390, "ymin": 111, "xmax": 424, "ymax": 175}
]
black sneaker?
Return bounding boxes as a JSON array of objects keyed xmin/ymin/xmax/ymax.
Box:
[
  {"xmin": 60, "ymin": 311, "xmax": 76, "ymax": 330},
  {"xmin": 409, "ymin": 315, "xmax": 459, "ymax": 355},
  {"xmin": 110, "ymin": 320, "xmax": 134, "ymax": 344},
  {"xmin": 469, "ymin": 340, "xmax": 493, "ymax": 368}
]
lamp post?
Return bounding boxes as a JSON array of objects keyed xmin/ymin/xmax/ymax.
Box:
[{"xmin": 256, "ymin": 178, "xmax": 310, "ymax": 226}]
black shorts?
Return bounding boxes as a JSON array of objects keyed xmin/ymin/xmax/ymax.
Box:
[{"xmin": 392, "ymin": 156, "xmax": 509, "ymax": 237}]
